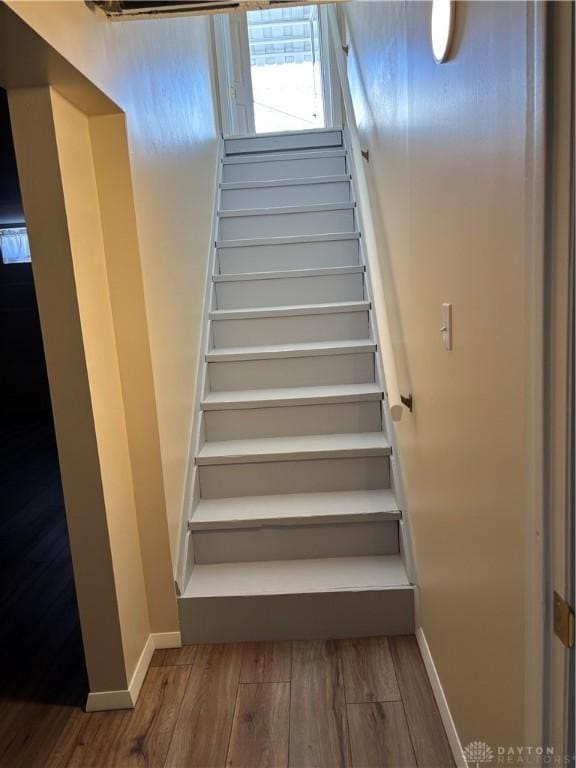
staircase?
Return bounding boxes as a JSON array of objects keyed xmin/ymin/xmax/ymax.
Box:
[{"xmin": 178, "ymin": 128, "xmax": 415, "ymax": 643}]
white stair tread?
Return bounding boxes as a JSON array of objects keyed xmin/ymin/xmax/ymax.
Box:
[
  {"xmin": 222, "ymin": 148, "xmax": 346, "ymax": 165},
  {"xmin": 216, "ymin": 232, "xmax": 360, "ymax": 249},
  {"xmin": 210, "ymin": 301, "xmax": 370, "ymax": 321},
  {"xmin": 213, "ymin": 265, "xmax": 364, "ymax": 283},
  {"xmin": 220, "ymin": 175, "xmax": 350, "ymax": 190},
  {"xmin": 190, "ymin": 489, "xmax": 400, "ymax": 530},
  {"xmin": 224, "ymin": 130, "xmax": 343, "ymax": 156},
  {"xmin": 196, "ymin": 432, "xmax": 391, "ymax": 466},
  {"xmin": 206, "ymin": 338, "xmax": 375, "ymax": 362},
  {"xmin": 224, "ymin": 128, "xmax": 342, "ymax": 146},
  {"xmin": 201, "ymin": 382, "xmax": 382, "ymax": 411},
  {"xmin": 224, "ymin": 127, "xmax": 342, "ymax": 140},
  {"xmin": 219, "ymin": 201, "xmax": 355, "ymax": 218},
  {"xmin": 183, "ymin": 555, "xmax": 410, "ymax": 598}
]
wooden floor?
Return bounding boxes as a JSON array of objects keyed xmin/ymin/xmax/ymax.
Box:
[
  {"xmin": 0, "ymin": 418, "xmax": 454, "ymax": 768},
  {"xmin": 0, "ymin": 415, "xmax": 87, "ymax": 768},
  {"xmin": 34, "ymin": 636, "xmax": 453, "ymax": 768}
]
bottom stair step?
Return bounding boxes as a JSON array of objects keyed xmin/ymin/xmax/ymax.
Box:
[
  {"xmin": 185, "ymin": 554, "xmax": 408, "ymax": 596},
  {"xmin": 178, "ymin": 555, "xmax": 414, "ymax": 643}
]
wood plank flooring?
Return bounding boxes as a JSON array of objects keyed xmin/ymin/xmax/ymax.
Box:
[
  {"xmin": 226, "ymin": 682, "xmax": 290, "ymax": 768},
  {"xmin": 34, "ymin": 636, "xmax": 454, "ymax": 768}
]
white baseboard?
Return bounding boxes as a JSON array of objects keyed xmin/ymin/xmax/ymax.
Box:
[
  {"xmin": 416, "ymin": 626, "xmax": 467, "ymax": 768},
  {"xmin": 152, "ymin": 630, "xmax": 182, "ymax": 649},
  {"xmin": 85, "ymin": 687, "xmax": 134, "ymax": 712},
  {"xmin": 85, "ymin": 631, "xmax": 182, "ymax": 712}
]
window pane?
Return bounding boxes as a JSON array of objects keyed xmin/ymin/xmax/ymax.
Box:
[
  {"xmin": 0, "ymin": 227, "xmax": 31, "ymax": 264},
  {"xmin": 247, "ymin": 5, "xmax": 325, "ymax": 134}
]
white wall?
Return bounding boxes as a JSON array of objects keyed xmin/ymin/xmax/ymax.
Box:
[{"xmin": 343, "ymin": 0, "xmax": 535, "ymax": 750}]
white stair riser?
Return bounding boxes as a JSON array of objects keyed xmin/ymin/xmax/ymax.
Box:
[
  {"xmin": 222, "ymin": 155, "xmax": 347, "ymax": 183},
  {"xmin": 218, "ymin": 238, "xmax": 360, "ymax": 274},
  {"xmin": 178, "ymin": 588, "xmax": 415, "ymax": 643},
  {"xmin": 204, "ymin": 401, "xmax": 381, "ymax": 441},
  {"xmin": 207, "ymin": 352, "xmax": 375, "ymax": 391},
  {"xmin": 198, "ymin": 455, "xmax": 391, "ymax": 498},
  {"xmin": 220, "ymin": 181, "xmax": 350, "ymax": 210},
  {"xmin": 214, "ymin": 273, "xmax": 364, "ymax": 309},
  {"xmin": 219, "ymin": 208, "xmax": 355, "ymax": 240},
  {"xmin": 192, "ymin": 520, "xmax": 399, "ymax": 564},
  {"xmin": 212, "ymin": 310, "xmax": 369, "ymax": 347},
  {"xmin": 224, "ymin": 130, "xmax": 342, "ymax": 154}
]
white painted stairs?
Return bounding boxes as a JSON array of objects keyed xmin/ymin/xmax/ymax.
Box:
[{"xmin": 178, "ymin": 128, "xmax": 415, "ymax": 643}]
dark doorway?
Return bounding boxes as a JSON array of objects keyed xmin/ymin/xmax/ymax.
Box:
[{"xmin": 0, "ymin": 87, "xmax": 87, "ymax": 765}]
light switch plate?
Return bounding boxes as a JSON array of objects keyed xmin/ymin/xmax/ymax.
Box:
[{"xmin": 441, "ymin": 302, "xmax": 452, "ymax": 350}]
